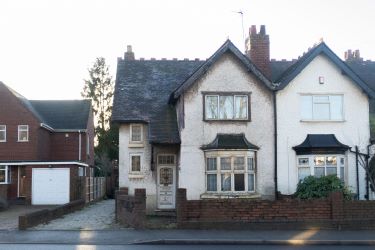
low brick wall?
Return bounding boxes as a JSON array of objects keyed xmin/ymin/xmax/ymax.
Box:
[
  {"xmin": 177, "ymin": 189, "xmax": 375, "ymax": 229},
  {"xmin": 115, "ymin": 188, "xmax": 146, "ymax": 229},
  {"xmin": 19, "ymin": 199, "xmax": 85, "ymax": 230}
]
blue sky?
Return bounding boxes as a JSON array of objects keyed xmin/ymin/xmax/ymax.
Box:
[{"xmin": 0, "ymin": 0, "xmax": 374, "ymax": 99}]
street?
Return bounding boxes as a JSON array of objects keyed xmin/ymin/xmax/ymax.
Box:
[{"xmin": 0, "ymin": 244, "xmax": 374, "ymax": 250}]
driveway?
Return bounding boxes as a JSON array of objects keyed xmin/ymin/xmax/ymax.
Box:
[
  {"xmin": 0, "ymin": 204, "xmax": 56, "ymax": 230},
  {"xmin": 32, "ymin": 199, "xmax": 118, "ymax": 230}
]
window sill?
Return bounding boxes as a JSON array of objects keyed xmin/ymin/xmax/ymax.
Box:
[
  {"xmin": 300, "ymin": 119, "xmax": 345, "ymax": 123},
  {"xmin": 204, "ymin": 119, "xmax": 250, "ymax": 122},
  {"xmin": 200, "ymin": 192, "xmax": 260, "ymax": 199},
  {"xmin": 129, "ymin": 143, "xmax": 144, "ymax": 148},
  {"xmin": 0, "ymin": 183, "xmax": 10, "ymax": 185},
  {"xmin": 129, "ymin": 173, "xmax": 144, "ymax": 179},
  {"xmin": 17, "ymin": 140, "xmax": 29, "ymax": 142}
]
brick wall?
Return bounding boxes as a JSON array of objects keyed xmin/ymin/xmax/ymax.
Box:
[
  {"xmin": 177, "ymin": 188, "xmax": 375, "ymax": 229},
  {"xmin": 115, "ymin": 188, "xmax": 146, "ymax": 229}
]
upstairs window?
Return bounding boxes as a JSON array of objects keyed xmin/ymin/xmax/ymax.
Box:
[
  {"xmin": 0, "ymin": 125, "xmax": 6, "ymax": 142},
  {"xmin": 130, "ymin": 154, "xmax": 142, "ymax": 172},
  {"xmin": 130, "ymin": 124, "xmax": 143, "ymax": 143},
  {"xmin": 18, "ymin": 125, "xmax": 29, "ymax": 142},
  {"xmin": 301, "ymin": 95, "xmax": 343, "ymax": 121},
  {"xmin": 204, "ymin": 93, "xmax": 249, "ymax": 121}
]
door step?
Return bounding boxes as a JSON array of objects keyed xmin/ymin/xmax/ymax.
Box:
[{"xmin": 154, "ymin": 209, "xmax": 176, "ymax": 217}]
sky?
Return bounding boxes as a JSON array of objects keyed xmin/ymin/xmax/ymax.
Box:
[{"xmin": 0, "ymin": 0, "xmax": 374, "ymax": 100}]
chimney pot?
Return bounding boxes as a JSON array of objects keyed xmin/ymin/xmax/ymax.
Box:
[
  {"xmin": 250, "ymin": 25, "xmax": 257, "ymax": 35},
  {"xmin": 260, "ymin": 25, "xmax": 266, "ymax": 35},
  {"xmin": 127, "ymin": 45, "xmax": 132, "ymax": 52}
]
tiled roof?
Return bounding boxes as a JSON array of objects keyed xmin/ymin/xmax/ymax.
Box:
[
  {"xmin": 112, "ymin": 59, "xmax": 203, "ymax": 144},
  {"xmin": 201, "ymin": 133, "xmax": 259, "ymax": 150},
  {"xmin": 29, "ymin": 100, "xmax": 91, "ymax": 130}
]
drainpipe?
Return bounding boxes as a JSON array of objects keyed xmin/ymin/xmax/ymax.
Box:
[
  {"xmin": 355, "ymin": 146, "xmax": 360, "ymax": 200},
  {"xmin": 78, "ymin": 130, "xmax": 82, "ymax": 161},
  {"xmin": 273, "ymin": 91, "xmax": 278, "ymax": 199}
]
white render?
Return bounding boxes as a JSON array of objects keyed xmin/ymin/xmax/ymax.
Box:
[
  {"xmin": 276, "ymin": 54, "xmax": 370, "ymax": 199},
  {"xmin": 179, "ymin": 53, "xmax": 275, "ymax": 200}
]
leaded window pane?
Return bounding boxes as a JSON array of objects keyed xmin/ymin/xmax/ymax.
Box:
[
  {"xmin": 219, "ymin": 96, "xmax": 234, "ymax": 119},
  {"xmin": 221, "ymin": 173, "xmax": 231, "ymax": 191},
  {"xmin": 234, "ymin": 157, "xmax": 244, "ymax": 170},
  {"xmin": 206, "ymin": 96, "xmax": 218, "ymax": 119},
  {"xmin": 326, "ymin": 156, "xmax": 337, "ymax": 165},
  {"xmin": 326, "ymin": 167, "xmax": 337, "ymax": 176},
  {"xmin": 247, "ymin": 157, "xmax": 254, "ymax": 171},
  {"xmin": 298, "ymin": 158, "xmax": 309, "ymax": 165},
  {"xmin": 298, "ymin": 167, "xmax": 310, "ymax": 181},
  {"xmin": 234, "ymin": 96, "xmax": 248, "ymax": 119},
  {"xmin": 248, "ymin": 173, "xmax": 255, "ymax": 191},
  {"xmin": 131, "ymin": 125, "xmax": 142, "ymax": 142},
  {"xmin": 220, "ymin": 157, "xmax": 231, "ymax": 170},
  {"xmin": 234, "ymin": 174, "xmax": 245, "ymax": 191},
  {"xmin": 206, "ymin": 158, "xmax": 217, "ymax": 171},
  {"xmin": 314, "ymin": 167, "xmax": 325, "ymax": 177},
  {"xmin": 207, "ymin": 174, "xmax": 217, "ymax": 191},
  {"xmin": 314, "ymin": 157, "xmax": 325, "ymax": 166},
  {"xmin": 131, "ymin": 155, "xmax": 141, "ymax": 172},
  {"xmin": 340, "ymin": 167, "xmax": 345, "ymax": 182}
]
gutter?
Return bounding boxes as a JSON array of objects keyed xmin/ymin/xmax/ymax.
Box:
[
  {"xmin": 78, "ymin": 130, "xmax": 82, "ymax": 161},
  {"xmin": 40, "ymin": 123, "xmax": 54, "ymax": 132},
  {"xmin": 0, "ymin": 161, "xmax": 89, "ymax": 167}
]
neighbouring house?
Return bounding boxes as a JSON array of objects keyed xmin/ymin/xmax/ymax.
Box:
[
  {"xmin": 113, "ymin": 25, "xmax": 375, "ymax": 213},
  {"xmin": 0, "ymin": 82, "xmax": 94, "ymax": 205}
]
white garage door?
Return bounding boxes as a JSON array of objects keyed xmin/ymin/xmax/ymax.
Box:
[{"xmin": 32, "ymin": 168, "xmax": 70, "ymax": 205}]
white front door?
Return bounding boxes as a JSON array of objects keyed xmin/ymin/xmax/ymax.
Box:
[{"xmin": 157, "ymin": 165, "xmax": 176, "ymax": 209}]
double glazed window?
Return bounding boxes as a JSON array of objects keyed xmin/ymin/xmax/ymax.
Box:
[
  {"xmin": 301, "ymin": 95, "xmax": 343, "ymax": 121},
  {"xmin": 0, "ymin": 125, "xmax": 5, "ymax": 142},
  {"xmin": 18, "ymin": 125, "xmax": 29, "ymax": 142},
  {"xmin": 206, "ymin": 154, "xmax": 256, "ymax": 192},
  {"xmin": 0, "ymin": 166, "xmax": 11, "ymax": 184},
  {"xmin": 205, "ymin": 93, "xmax": 249, "ymax": 120},
  {"xmin": 297, "ymin": 155, "xmax": 345, "ymax": 182}
]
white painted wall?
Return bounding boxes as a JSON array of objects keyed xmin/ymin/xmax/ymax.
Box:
[
  {"xmin": 276, "ymin": 54, "xmax": 370, "ymax": 199},
  {"xmin": 179, "ymin": 53, "xmax": 275, "ymax": 200},
  {"xmin": 118, "ymin": 124, "xmax": 157, "ymax": 213}
]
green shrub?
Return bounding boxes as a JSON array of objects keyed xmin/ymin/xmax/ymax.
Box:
[{"xmin": 295, "ymin": 175, "xmax": 353, "ymax": 200}]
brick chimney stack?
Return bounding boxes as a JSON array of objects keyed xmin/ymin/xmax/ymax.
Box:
[
  {"xmin": 245, "ymin": 25, "xmax": 270, "ymax": 78},
  {"xmin": 124, "ymin": 45, "xmax": 135, "ymax": 60},
  {"xmin": 344, "ymin": 49, "xmax": 362, "ymax": 62}
]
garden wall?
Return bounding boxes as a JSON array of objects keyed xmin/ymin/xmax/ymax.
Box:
[{"xmin": 115, "ymin": 188, "xmax": 146, "ymax": 229}]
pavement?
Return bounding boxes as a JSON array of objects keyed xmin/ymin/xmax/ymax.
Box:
[
  {"xmin": 0, "ymin": 204, "xmax": 56, "ymax": 230},
  {"xmin": 1, "ymin": 229, "xmax": 375, "ymax": 246}
]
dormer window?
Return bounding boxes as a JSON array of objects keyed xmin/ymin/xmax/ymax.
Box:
[
  {"xmin": 0, "ymin": 125, "xmax": 6, "ymax": 142},
  {"xmin": 18, "ymin": 125, "xmax": 29, "ymax": 142},
  {"xmin": 204, "ymin": 92, "xmax": 250, "ymax": 121}
]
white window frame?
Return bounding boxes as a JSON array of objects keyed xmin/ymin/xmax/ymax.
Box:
[
  {"xmin": 130, "ymin": 124, "xmax": 143, "ymax": 143},
  {"xmin": 0, "ymin": 165, "xmax": 11, "ymax": 184},
  {"xmin": 18, "ymin": 125, "xmax": 29, "ymax": 142},
  {"xmin": 130, "ymin": 153, "xmax": 142, "ymax": 173},
  {"xmin": 205, "ymin": 151, "xmax": 256, "ymax": 193},
  {"xmin": 300, "ymin": 94, "xmax": 344, "ymax": 121},
  {"xmin": 204, "ymin": 94, "xmax": 249, "ymax": 121},
  {"xmin": 297, "ymin": 154, "xmax": 346, "ymax": 182},
  {"xmin": 0, "ymin": 125, "xmax": 6, "ymax": 142}
]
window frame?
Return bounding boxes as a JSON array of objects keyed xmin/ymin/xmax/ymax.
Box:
[
  {"xmin": 130, "ymin": 124, "xmax": 143, "ymax": 143},
  {"xmin": 297, "ymin": 154, "xmax": 346, "ymax": 182},
  {"xmin": 203, "ymin": 92, "xmax": 251, "ymax": 122},
  {"xmin": 205, "ymin": 151, "xmax": 256, "ymax": 193},
  {"xmin": 129, "ymin": 153, "xmax": 142, "ymax": 173},
  {"xmin": 18, "ymin": 125, "xmax": 29, "ymax": 142},
  {"xmin": 0, "ymin": 165, "xmax": 11, "ymax": 184},
  {"xmin": 0, "ymin": 125, "xmax": 6, "ymax": 142},
  {"xmin": 157, "ymin": 154, "xmax": 176, "ymax": 165},
  {"xmin": 300, "ymin": 94, "xmax": 344, "ymax": 121}
]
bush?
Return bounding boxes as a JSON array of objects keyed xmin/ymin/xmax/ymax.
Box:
[{"xmin": 295, "ymin": 175, "xmax": 353, "ymax": 200}]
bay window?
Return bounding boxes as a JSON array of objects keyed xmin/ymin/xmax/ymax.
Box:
[
  {"xmin": 297, "ymin": 155, "xmax": 345, "ymax": 182},
  {"xmin": 301, "ymin": 95, "xmax": 343, "ymax": 121},
  {"xmin": 204, "ymin": 93, "xmax": 250, "ymax": 121},
  {"xmin": 205, "ymin": 152, "xmax": 256, "ymax": 193}
]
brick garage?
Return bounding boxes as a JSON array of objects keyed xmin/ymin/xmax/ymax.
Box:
[{"xmin": 177, "ymin": 189, "xmax": 375, "ymax": 230}]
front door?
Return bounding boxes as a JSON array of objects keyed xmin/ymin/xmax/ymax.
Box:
[{"xmin": 157, "ymin": 165, "xmax": 176, "ymax": 209}]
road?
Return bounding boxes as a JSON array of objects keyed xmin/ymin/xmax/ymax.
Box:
[{"xmin": 0, "ymin": 244, "xmax": 373, "ymax": 250}]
